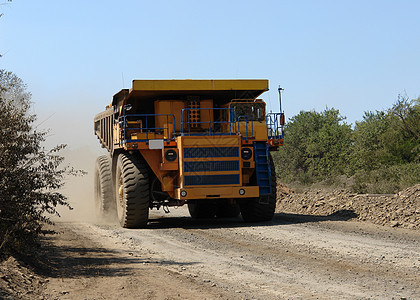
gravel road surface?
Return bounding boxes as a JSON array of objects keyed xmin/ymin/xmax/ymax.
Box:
[{"xmin": 34, "ymin": 207, "xmax": 420, "ymax": 299}]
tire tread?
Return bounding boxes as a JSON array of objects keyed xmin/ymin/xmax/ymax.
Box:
[{"xmin": 116, "ymin": 153, "xmax": 150, "ymax": 228}]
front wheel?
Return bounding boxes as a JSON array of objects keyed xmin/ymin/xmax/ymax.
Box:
[{"xmin": 115, "ymin": 153, "xmax": 150, "ymax": 228}]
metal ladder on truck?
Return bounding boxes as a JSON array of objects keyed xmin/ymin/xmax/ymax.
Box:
[{"xmin": 253, "ymin": 141, "xmax": 272, "ymax": 203}]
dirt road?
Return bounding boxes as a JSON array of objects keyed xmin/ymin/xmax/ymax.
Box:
[{"xmin": 30, "ymin": 207, "xmax": 419, "ymax": 300}]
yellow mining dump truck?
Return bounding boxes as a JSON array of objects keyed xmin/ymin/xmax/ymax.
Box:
[{"xmin": 94, "ymin": 79, "xmax": 284, "ymax": 228}]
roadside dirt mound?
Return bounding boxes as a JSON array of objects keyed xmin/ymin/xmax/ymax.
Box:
[
  {"xmin": 276, "ymin": 183, "xmax": 420, "ymax": 229},
  {"xmin": 0, "ymin": 256, "xmax": 45, "ymax": 299}
]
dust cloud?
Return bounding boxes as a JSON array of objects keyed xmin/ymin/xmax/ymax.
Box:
[
  {"xmin": 34, "ymin": 99, "xmax": 112, "ymax": 224},
  {"xmin": 53, "ymin": 146, "xmax": 104, "ymax": 223}
]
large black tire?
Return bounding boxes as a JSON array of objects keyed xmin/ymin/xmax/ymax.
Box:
[
  {"xmin": 239, "ymin": 153, "xmax": 277, "ymax": 222},
  {"xmin": 115, "ymin": 153, "xmax": 150, "ymax": 228},
  {"xmin": 188, "ymin": 200, "xmax": 218, "ymax": 219},
  {"xmin": 94, "ymin": 155, "xmax": 115, "ymax": 219},
  {"xmin": 216, "ymin": 200, "xmax": 240, "ymax": 218}
]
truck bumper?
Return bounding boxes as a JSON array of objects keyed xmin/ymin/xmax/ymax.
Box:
[{"xmin": 175, "ymin": 186, "xmax": 259, "ymax": 200}]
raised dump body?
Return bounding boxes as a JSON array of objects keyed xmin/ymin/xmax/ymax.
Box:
[{"xmin": 94, "ymin": 79, "xmax": 284, "ymax": 228}]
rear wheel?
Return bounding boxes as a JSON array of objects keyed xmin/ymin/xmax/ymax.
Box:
[
  {"xmin": 239, "ymin": 154, "xmax": 277, "ymax": 222},
  {"xmin": 115, "ymin": 153, "xmax": 150, "ymax": 228},
  {"xmin": 94, "ymin": 155, "xmax": 115, "ymax": 219},
  {"xmin": 188, "ymin": 200, "xmax": 218, "ymax": 219}
]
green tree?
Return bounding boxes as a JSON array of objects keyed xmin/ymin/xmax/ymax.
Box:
[
  {"xmin": 274, "ymin": 107, "xmax": 352, "ymax": 183},
  {"xmin": 389, "ymin": 95, "xmax": 420, "ymax": 161},
  {"xmin": 351, "ymin": 96, "xmax": 419, "ymax": 170},
  {"xmin": 0, "ymin": 70, "xmax": 82, "ymax": 259},
  {"xmin": 351, "ymin": 110, "xmax": 391, "ymax": 171},
  {"xmin": 350, "ymin": 96, "xmax": 419, "ymax": 193}
]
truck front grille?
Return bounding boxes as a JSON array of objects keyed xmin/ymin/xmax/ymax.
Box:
[
  {"xmin": 182, "ymin": 141, "xmax": 241, "ymax": 187},
  {"xmin": 184, "ymin": 160, "xmax": 239, "ymax": 172},
  {"xmin": 183, "ymin": 147, "xmax": 239, "ymax": 158}
]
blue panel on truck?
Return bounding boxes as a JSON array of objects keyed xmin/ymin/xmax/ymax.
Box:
[{"xmin": 253, "ymin": 141, "xmax": 271, "ymax": 195}]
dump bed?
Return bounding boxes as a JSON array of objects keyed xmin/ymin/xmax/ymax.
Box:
[{"xmin": 113, "ymin": 79, "xmax": 269, "ymax": 106}]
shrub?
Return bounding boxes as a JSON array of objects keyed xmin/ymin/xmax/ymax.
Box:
[
  {"xmin": 274, "ymin": 108, "xmax": 352, "ymax": 183},
  {"xmin": 0, "ymin": 70, "xmax": 83, "ymax": 259},
  {"xmin": 274, "ymin": 95, "xmax": 419, "ymax": 193}
]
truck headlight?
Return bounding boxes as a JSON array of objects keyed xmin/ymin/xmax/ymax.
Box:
[
  {"xmin": 165, "ymin": 149, "xmax": 177, "ymax": 162},
  {"xmin": 241, "ymin": 148, "xmax": 252, "ymax": 160}
]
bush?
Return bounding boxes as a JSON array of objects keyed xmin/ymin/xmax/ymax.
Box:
[
  {"xmin": 351, "ymin": 96, "xmax": 419, "ymax": 173},
  {"xmin": 274, "ymin": 95, "xmax": 419, "ymax": 193},
  {"xmin": 352, "ymin": 162, "xmax": 420, "ymax": 194},
  {"xmin": 0, "ymin": 70, "xmax": 83, "ymax": 260},
  {"xmin": 273, "ymin": 107, "xmax": 352, "ymax": 183},
  {"xmin": 349, "ymin": 95, "xmax": 419, "ymax": 193}
]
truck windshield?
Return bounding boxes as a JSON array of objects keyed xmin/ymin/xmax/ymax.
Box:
[{"xmin": 231, "ymin": 102, "xmax": 265, "ymax": 121}]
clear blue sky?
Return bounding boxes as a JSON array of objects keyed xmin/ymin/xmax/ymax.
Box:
[{"xmin": 1, "ymin": 0, "xmax": 419, "ymax": 151}]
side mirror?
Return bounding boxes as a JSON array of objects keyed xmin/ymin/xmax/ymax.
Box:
[{"xmin": 279, "ymin": 113, "xmax": 285, "ymax": 126}]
